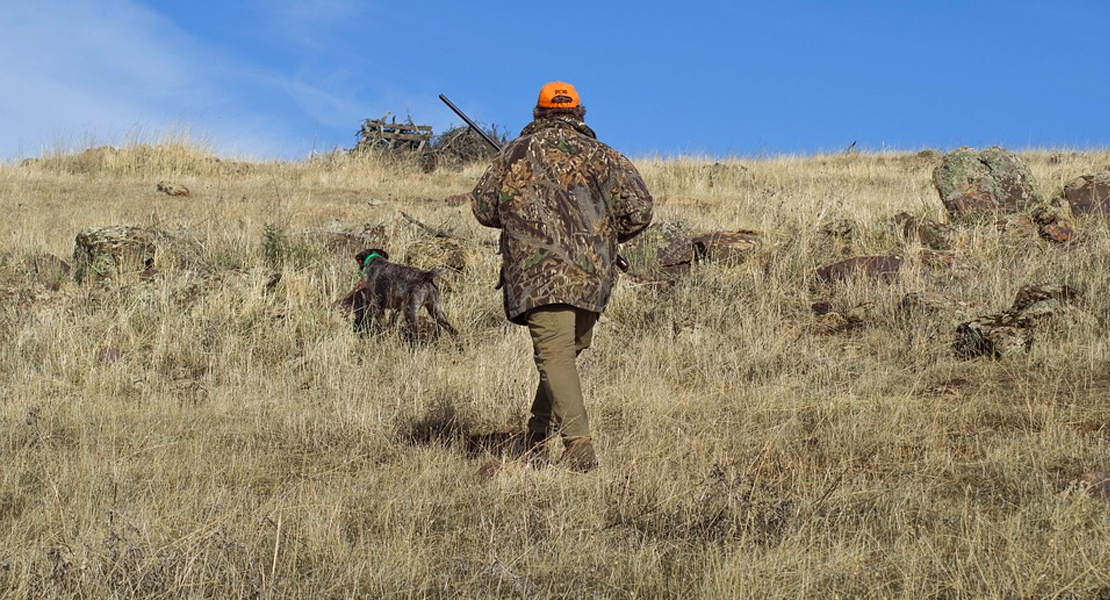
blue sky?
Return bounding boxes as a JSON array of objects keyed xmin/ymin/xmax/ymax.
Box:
[{"xmin": 2, "ymin": 1, "xmax": 1107, "ymax": 161}]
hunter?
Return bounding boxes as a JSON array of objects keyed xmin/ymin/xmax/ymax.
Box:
[{"xmin": 468, "ymin": 81, "xmax": 654, "ymax": 472}]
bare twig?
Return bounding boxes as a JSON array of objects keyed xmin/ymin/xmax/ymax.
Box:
[{"xmin": 401, "ymin": 211, "xmax": 451, "ymax": 238}]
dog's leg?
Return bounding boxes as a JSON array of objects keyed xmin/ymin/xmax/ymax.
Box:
[
  {"xmin": 425, "ymin": 288, "xmax": 458, "ymax": 337},
  {"xmin": 353, "ymin": 300, "xmax": 371, "ymax": 334},
  {"xmin": 403, "ymin": 295, "xmax": 422, "ymax": 333},
  {"xmin": 369, "ymin": 292, "xmax": 388, "ymax": 332}
]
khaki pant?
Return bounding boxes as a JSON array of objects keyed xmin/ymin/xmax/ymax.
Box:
[{"xmin": 526, "ymin": 304, "xmax": 599, "ymax": 441}]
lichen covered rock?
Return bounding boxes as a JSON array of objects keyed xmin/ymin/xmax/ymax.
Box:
[
  {"xmin": 73, "ymin": 225, "xmax": 162, "ymax": 283},
  {"xmin": 953, "ymin": 315, "xmax": 1034, "ymax": 359},
  {"xmin": 953, "ymin": 283, "xmax": 1081, "ymax": 359},
  {"xmin": 933, "ymin": 146, "xmax": 1042, "ymax": 220},
  {"xmin": 691, "ymin": 230, "xmax": 761, "ymax": 262},
  {"xmin": 1031, "ymin": 200, "xmax": 1075, "ymax": 243}
]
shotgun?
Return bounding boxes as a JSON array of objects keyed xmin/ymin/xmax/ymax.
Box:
[
  {"xmin": 439, "ymin": 94, "xmax": 502, "ymax": 152},
  {"xmin": 438, "ymin": 94, "xmax": 630, "ymax": 272}
]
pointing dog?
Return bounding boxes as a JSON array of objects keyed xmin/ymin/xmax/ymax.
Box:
[{"xmin": 348, "ymin": 248, "xmax": 458, "ymax": 338}]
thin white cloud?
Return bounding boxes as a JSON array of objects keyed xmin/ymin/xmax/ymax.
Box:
[
  {"xmin": 0, "ymin": 0, "xmax": 368, "ymax": 160},
  {"xmin": 0, "ymin": 1, "xmax": 202, "ymax": 156}
]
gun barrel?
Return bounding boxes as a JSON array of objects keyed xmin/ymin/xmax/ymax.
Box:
[{"xmin": 438, "ymin": 94, "xmax": 502, "ymax": 152}]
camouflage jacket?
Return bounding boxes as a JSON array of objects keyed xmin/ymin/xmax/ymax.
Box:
[{"xmin": 471, "ymin": 115, "xmax": 653, "ymax": 324}]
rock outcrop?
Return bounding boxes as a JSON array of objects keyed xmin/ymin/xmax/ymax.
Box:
[
  {"xmin": 1063, "ymin": 173, "xmax": 1110, "ymax": 216},
  {"xmin": 933, "ymin": 146, "xmax": 1042, "ymax": 220},
  {"xmin": 73, "ymin": 225, "xmax": 162, "ymax": 283},
  {"xmin": 953, "ymin": 284, "xmax": 1081, "ymax": 359}
]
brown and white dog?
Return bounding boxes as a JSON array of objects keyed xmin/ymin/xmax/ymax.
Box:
[{"xmin": 343, "ymin": 248, "xmax": 458, "ymax": 337}]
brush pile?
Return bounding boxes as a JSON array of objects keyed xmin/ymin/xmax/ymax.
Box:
[{"xmin": 353, "ymin": 114, "xmax": 506, "ymax": 171}]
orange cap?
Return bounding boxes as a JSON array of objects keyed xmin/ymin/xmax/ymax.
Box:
[{"xmin": 537, "ymin": 81, "xmax": 580, "ymax": 108}]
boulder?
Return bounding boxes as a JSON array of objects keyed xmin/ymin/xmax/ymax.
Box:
[
  {"xmin": 656, "ymin": 234, "xmax": 694, "ymax": 273},
  {"xmin": 611, "ymin": 231, "xmax": 684, "ymax": 286},
  {"xmin": 72, "ymin": 225, "xmax": 161, "ymax": 283},
  {"xmin": 622, "ymin": 223, "xmax": 759, "ymax": 284},
  {"xmin": 953, "ymin": 314, "xmax": 1034, "ymax": 359},
  {"xmin": 891, "ymin": 212, "xmax": 951, "ymax": 250},
  {"xmin": 953, "ymin": 283, "xmax": 1081, "ymax": 359},
  {"xmin": 691, "ymin": 230, "xmax": 761, "ymax": 262},
  {"xmin": 1031, "ymin": 201, "xmax": 1075, "ymax": 243},
  {"xmin": 816, "ymin": 255, "xmax": 903, "ymax": 283},
  {"xmin": 933, "ymin": 146, "xmax": 1042, "ymax": 220},
  {"xmin": 1063, "ymin": 173, "xmax": 1110, "ymax": 216},
  {"xmin": 1010, "ymin": 283, "xmax": 1081, "ymax": 325}
]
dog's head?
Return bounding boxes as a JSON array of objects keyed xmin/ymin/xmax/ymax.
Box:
[{"xmin": 355, "ymin": 248, "xmax": 390, "ymax": 267}]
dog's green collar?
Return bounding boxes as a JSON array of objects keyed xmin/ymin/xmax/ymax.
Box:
[{"xmin": 363, "ymin": 252, "xmax": 384, "ymax": 269}]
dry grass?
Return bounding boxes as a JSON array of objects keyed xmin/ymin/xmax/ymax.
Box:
[{"xmin": 2, "ymin": 141, "xmax": 1110, "ymax": 598}]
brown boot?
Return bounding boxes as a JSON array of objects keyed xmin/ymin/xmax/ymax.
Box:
[{"xmin": 560, "ymin": 437, "xmax": 598, "ymax": 473}]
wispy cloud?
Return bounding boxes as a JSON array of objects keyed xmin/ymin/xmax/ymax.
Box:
[
  {"xmin": 0, "ymin": 1, "xmax": 195, "ymax": 157},
  {"xmin": 0, "ymin": 0, "xmax": 368, "ymax": 160}
]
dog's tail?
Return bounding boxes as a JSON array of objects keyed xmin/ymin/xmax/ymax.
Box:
[{"xmin": 427, "ymin": 266, "xmax": 453, "ymax": 293}]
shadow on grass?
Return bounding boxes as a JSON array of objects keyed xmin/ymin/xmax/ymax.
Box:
[{"xmin": 399, "ymin": 399, "xmax": 524, "ymax": 459}]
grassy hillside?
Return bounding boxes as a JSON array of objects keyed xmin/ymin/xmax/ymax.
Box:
[{"xmin": 1, "ymin": 144, "xmax": 1109, "ymax": 598}]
